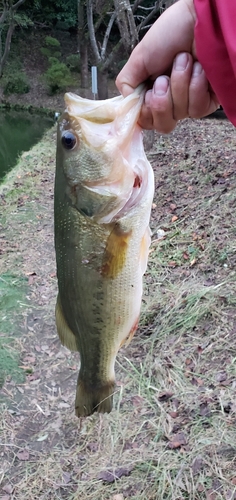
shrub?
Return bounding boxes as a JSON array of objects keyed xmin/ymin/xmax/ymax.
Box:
[
  {"xmin": 40, "ymin": 37, "xmax": 61, "ymax": 59},
  {"xmin": 40, "ymin": 35, "xmax": 73, "ymax": 94},
  {"xmin": 44, "ymin": 61, "xmax": 73, "ymax": 94},
  {"xmin": 3, "ymin": 71, "xmax": 30, "ymax": 95},
  {"xmin": 45, "ymin": 36, "xmax": 60, "ymax": 48},
  {"xmin": 66, "ymin": 54, "xmax": 80, "ymax": 72}
]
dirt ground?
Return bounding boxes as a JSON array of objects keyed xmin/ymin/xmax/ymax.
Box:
[{"xmin": 1, "ymin": 113, "xmax": 236, "ymax": 499}]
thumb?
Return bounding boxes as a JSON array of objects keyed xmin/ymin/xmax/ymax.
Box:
[{"xmin": 116, "ymin": 0, "xmax": 196, "ymax": 96}]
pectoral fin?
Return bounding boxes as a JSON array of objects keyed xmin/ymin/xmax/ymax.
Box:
[
  {"xmin": 102, "ymin": 224, "xmax": 132, "ymax": 279},
  {"xmin": 55, "ymin": 295, "xmax": 78, "ymax": 351}
]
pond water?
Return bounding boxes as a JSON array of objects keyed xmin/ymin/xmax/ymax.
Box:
[{"xmin": 0, "ymin": 110, "xmax": 54, "ymax": 181}]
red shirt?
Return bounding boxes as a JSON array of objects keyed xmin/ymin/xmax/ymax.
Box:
[{"xmin": 194, "ymin": 0, "xmax": 236, "ymax": 126}]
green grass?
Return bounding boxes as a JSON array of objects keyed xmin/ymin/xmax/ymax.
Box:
[{"xmin": 0, "ymin": 273, "xmax": 28, "ymax": 384}]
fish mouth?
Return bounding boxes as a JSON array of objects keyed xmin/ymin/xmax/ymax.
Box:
[{"xmin": 64, "ymin": 85, "xmax": 145, "ymax": 122}]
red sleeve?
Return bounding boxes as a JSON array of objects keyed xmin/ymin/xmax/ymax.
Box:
[{"xmin": 194, "ymin": 0, "xmax": 236, "ymax": 126}]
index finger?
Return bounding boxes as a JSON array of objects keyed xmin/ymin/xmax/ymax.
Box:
[{"xmin": 116, "ymin": 0, "xmax": 196, "ymax": 96}]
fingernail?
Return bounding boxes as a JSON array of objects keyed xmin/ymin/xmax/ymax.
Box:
[
  {"xmin": 154, "ymin": 76, "xmax": 169, "ymax": 96},
  {"xmin": 192, "ymin": 62, "xmax": 203, "ymax": 77},
  {"xmin": 174, "ymin": 53, "xmax": 189, "ymax": 71}
]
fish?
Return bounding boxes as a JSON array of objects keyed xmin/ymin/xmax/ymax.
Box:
[{"xmin": 54, "ymin": 86, "xmax": 154, "ymax": 417}]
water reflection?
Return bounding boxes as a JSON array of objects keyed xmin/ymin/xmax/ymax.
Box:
[{"xmin": 0, "ymin": 110, "xmax": 53, "ymax": 181}]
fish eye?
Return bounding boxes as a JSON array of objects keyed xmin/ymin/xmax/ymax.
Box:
[{"xmin": 61, "ymin": 131, "xmax": 77, "ymax": 150}]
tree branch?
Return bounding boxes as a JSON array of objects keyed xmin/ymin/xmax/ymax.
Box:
[
  {"xmin": 1, "ymin": 21, "xmax": 14, "ymax": 73},
  {"xmin": 132, "ymin": 0, "xmax": 146, "ymax": 12},
  {"xmin": 87, "ymin": 0, "xmax": 101, "ymax": 64},
  {"xmin": 114, "ymin": 0, "xmax": 139, "ymax": 51},
  {"xmin": 101, "ymin": 10, "xmax": 116, "ymax": 60},
  {"xmin": 0, "ymin": 4, "xmax": 8, "ymax": 25},
  {"xmin": 138, "ymin": 3, "xmax": 159, "ymax": 31},
  {"xmin": 102, "ymin": 38, "xmax": 123, "ymax": 70},
  {"xmin": 12, "ymin": 0, "xmax": 26, "ymax": 11}
]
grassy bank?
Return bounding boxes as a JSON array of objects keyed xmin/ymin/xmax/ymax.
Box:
[
  {"xmin": 1, "ymin": 118, "xmax": 236, "ymax": 499},
  {"xmin": 0, "ymin": 126, "xmax": 56, "ymax": 386}
]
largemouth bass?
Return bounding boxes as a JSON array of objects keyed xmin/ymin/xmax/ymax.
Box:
[{"xmin": 54, "ymin": 86, "xmax": 154, "ymax": 417}]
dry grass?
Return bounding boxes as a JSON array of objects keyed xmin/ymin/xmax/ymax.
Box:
[{"xmin": 1, "ymin": 118, "xmax": 236, "ymax": 499}]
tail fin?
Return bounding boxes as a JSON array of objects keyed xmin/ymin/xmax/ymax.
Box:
[{"xmin": 75, "ymin": 378, "xmax": 115, "ymax": 417}]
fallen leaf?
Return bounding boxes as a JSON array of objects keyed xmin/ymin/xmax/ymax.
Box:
[
  {"xmin": 206, "ymin": 489, "xmax": 218, "ymax": 500},
  {"xmin": 17, "ymin": 449, "xmax": 29, "ymax": 461},
  {"xmin": 86, "ymin": 442, "xmax": 98, "ymax": 452},
  {"xmin": 168, "ymin": 432, "xmax": 187, "ymax": 449},
  {"xmin": 197, "ymin": 484, "xmax": 204, "ymax": 492},
  {"xmin": 41, "ymin": 344, "xmax": 49, "ymax": 351},
  {"xmin": 2, "ymin": 484, "xmax": 14, "ymax": 494},
  {"xmin": 123, "ymin": 441, "xmax": 139, "ymax": 451},
  {"xmin": 169, "ymin": 411, "xmax": 178, "ymax": 418},
  {"xmin": 197, "ymin": 378, "xmax": 204, "ymax": 386},
  {"xmin": 192, "ymin": 456, "xmax": 203, "ymax": 475},
  {"xmin": 158, "ymin": 391, "xmax": 174, "ymax": 402},
  {"xmin": 27, "ymin": 372, "xmax": 40, "ymax": 382},
  {"xmin": 168, "ymin": 261, "xmax": 177, "ymax": 267},
  {"xmin": 37, "ymin": 433, "xmax": 48, "ymax": 442},
  {"xmin": 185, "ymin": 358, "xmax": 192, "ymax": 366},
  {"xmin": 132, "ymin": 395, "xmax": 145, "ymax": 406},
  {"xmin": 98, "ymin": 466, "xmax": 133, "ymax": 483},
  {"xmin": 171, "ymin": 215, "xmax": 178, "ymax": 222},
  {"xmin": 226, "ymin": 490, "xmax": 236, "ymax": 500},
  {"xmin": 199, "ymin": 403, "xmax": 211, "ymax": 418},
  {"xmin": 215, "ymin": 371, "xmax": 227, "ymax": 383},
  {"xmin": 28, "ymin": 275, "xmax": 36, "ymax": 285},
  {"xmin": 23, "ymin": 355, "xmax": 36, "ymax": 363},
  {"xmin": 58, "ymin": 402, "xmax": 70, "ymax": 409},
  {"xmin": 170, "ymin": 203, "xmax": 177, "ymax": 211},
  {"xmin": 62, "ymin": 472, "xmax": 71, "ymax": 484}
]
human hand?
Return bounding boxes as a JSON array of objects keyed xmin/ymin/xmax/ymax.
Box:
[
  {"xmin": 116, "ymin": 0, "xmax": 219, "ymax": 132},
  {"xmin": 139, "ymin": 53, "xmax": 219, "ymax": 132}
]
